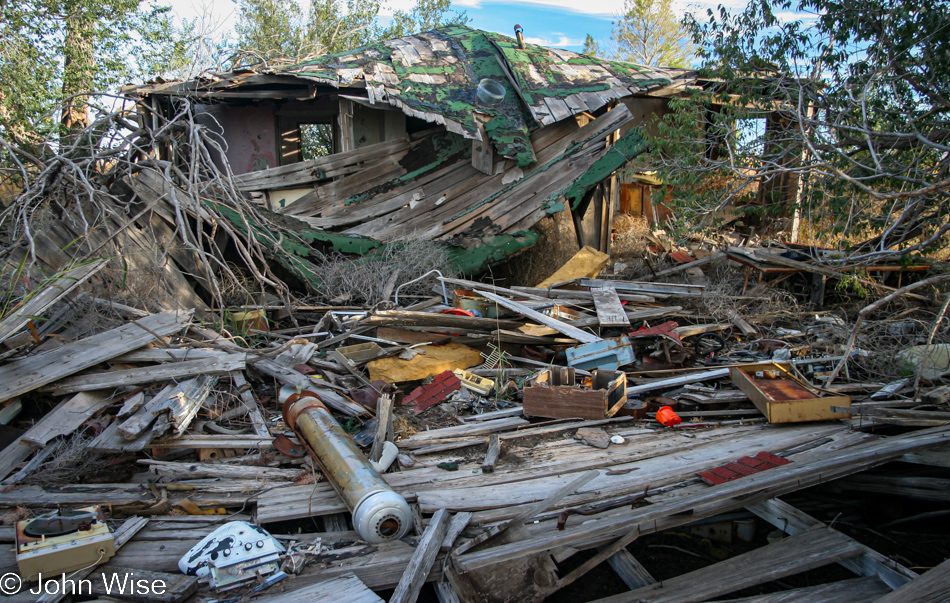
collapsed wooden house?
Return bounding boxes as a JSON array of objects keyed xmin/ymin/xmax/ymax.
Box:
[{"xmin": 124, "ymin": 25, "xmax": 694, "ymax": 268}]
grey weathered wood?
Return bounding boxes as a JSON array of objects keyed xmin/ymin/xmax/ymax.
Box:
[
  {"xmin": 251, "ymin": 358, "xmax": 368, "ymax": 417},
  {"xmin": 370, "ymin": 393, "xmax": 394, "ymax": 463},
  {"xmin": 87, "ymin": 564, "xmax": 198, "ymax": 602},
  {"xmin": 253, "ymin": 573, "xmax": 383, "ymax": 603},
  {"xmin": 47, "ymin": 355, "xmax": 242, "ymax": 395},
  {"xmin": 873, "ymin": 556, "xmax": 950, "ymax": 603},
  {"xmin": 511, "ymin": 286, "xmax": 657, "ymax": 304},
  {"xmin": 438, "ymin": 277, "xmax": 547, "ymax": 301},
  {"xmin": 641, "ymin": 253, "xmax": 723, "ymax": 281},
  {"xmin": 726, "ymin": 309, "xmax": 758, "ymax": 335},
  {"xmin": 117, "ymin": 391, "xmax": 146, "ymax": 419},
  {"xmin": 481, "ymin": 433, "xmax": 501, "ymax": 473},
  {"xmin": 117, "ymin": 384, "xmax": 177, "ymax": 439},
  {"xmin": 150, "ymin": 434, "xmax": 276, "ymax": 449},
  {"xmin": 717, "ymin": 576, "xmax": 890, "ymax": 602},
  {"xmin": 0, "ymin": 310, "xmax": 193, "ymax": 404},
  {"xmin": 591, "ymin": 527, "xmax": 863, "ymax": 603},
  {"xmin": 579, "ymin": 278, "xmax": 705, "ymax": 296},
  {"xmin": 591, "ymin": 287, "xmax": 630, "ymax": 327},
  {"xmin": 231, "ymin": 371, "xmax": 270, "ymax": 437},
  {"xmin": 0, "ymin": 260, "xmax": 106, "ymax": 345},
  {"xmin": 746, "ymin": 498, "xmax": 917, "ymax": 590},
  {"xmin": 452, "ymin": 425, "xmax": 950, "ymax": 572},
  {"xmin": 21, "ymin": 391, "xmax": 112, "ymax": 448},
  {"xmin": 390, "ymin": 508, "xmax": 452, "ymax": 603},
  {"xmin": 475, "ymin": 290, "xmax": 601, "ymax": 344},
  {"xmin": 163, "ymin": 375, "xmax": 218, "ymax": 436},
  {"xmin": 606, "ymin": 548, "xmax": 656, "ymax": 589},
  {"xmin": 140, "ymin": 460, "xmax": 301, "ymax": 481},
  {"xmin": 112, "ymin": 348, "xmax": 230, "ymax": 363},
  {"xmin": 441, "ymin": 511, "xmax": 473, "ymax": 553},
  {"xmin": 6, "ymin": 439, "xmax": 63, "ymax": 484},
  {"xmin": 454, "ymin": 470, "xmax": 600, "ymax": 557}
]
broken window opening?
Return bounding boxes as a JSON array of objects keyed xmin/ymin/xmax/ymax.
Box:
[{"xmin": 300, "ymin": 123, "xmax": 334, "ymax": 160}]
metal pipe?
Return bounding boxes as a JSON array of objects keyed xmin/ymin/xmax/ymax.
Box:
[{"xmin": 280, "ymin": 386, "xmax": 411, "ymax": 542}]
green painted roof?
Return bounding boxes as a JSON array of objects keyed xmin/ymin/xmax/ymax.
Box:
[{"xmin": 128, "ymin": 26, "xmax": 692, "ymax": 167}]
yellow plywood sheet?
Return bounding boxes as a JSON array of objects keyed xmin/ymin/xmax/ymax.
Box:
[
  {"xmin": 367, "ymin": 342, "xmax": 483, "ymax": 383},
  {"xmin": 536, "ymin": 245, "xmax": 609, "ymax": 288}
]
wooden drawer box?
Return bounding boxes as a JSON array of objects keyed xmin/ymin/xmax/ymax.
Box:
[
  {"xmin": 523, "ymin": 368, "xmax": 627, "ymax": 420},
  {"xmin": 730, "ymin": 362, "xmax": 850, "ymax": 423}
]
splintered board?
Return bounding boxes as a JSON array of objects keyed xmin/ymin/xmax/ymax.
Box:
[{"xmin": 731, "ymin": 363, "xmax": 850, "ymax": 423}]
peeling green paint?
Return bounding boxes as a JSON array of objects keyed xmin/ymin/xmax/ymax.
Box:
[
  {"xmin": 445, "ymin": 231, "xmax": 539, "ymax": 274},
  {"xmin": 561, "ymin": 127, "xmax": 650, "ymax": 209}
]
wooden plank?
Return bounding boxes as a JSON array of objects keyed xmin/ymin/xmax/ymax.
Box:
[
  {"xmin": 591, "ymin": 287, "xmax": 631, "ymax": 327},
  {"xmin": 0, "ymin": 260, "xmax": 106, "ymax": 345},
  {"xmin": 451, "ymin": 424, "xmax": 950, "ymax": 572},
  {"xmin": 140, "ymin": 460, "xmax": 301, "ymax": 481},
  {"xmin": 441, "ymin": 512, "xmax": 473, "ymax": 552},
  {"xmin": 606, "ymin": 549, "xmax": 656, "ymax": 589},
  {"xmin": 370, "ymin": 393, "xmax": 394, "ymax": 463},
  {"xmin": 641, "ymin": 253, "xmax": 723, "ymax": 281},
  {"xmin": 46, "ymin": 355, "xmax": 243, "ymax": 395},
  {"xmin": 0, "ymin": 310, "xmax": 193, "ymax": 404},
  {"xmin": 717, "ymin": 576, "xmax": 890, "ymax": 602},
  {"xmin": 251, "ymin": 358, "xmax": 367, "ymax": 417},
  {"xmin": 164, "ymin": 375, "xmax": 218, "ymax": 435},
  {"xmin": 87, "ymin": 564, "xmax": 198, "ymax": 602},
  {"xmin": 746, "ymin": 498, "xmax": 917, "ymax": 590},
  {"xmin": 475, "ymin": 290, "xmax": 601, "ymax": 344},
  {"xmin": 117, "ymin": 384, "xmax": 175, "ymax": 439},
  {"xmin": 579, "ymin": 278, "xmax": 704, "ymax": 296},
  {"xmin": 112, "ymin": 348, "xmax": 230, "ymax": 363},
  {"xmin": 481, "ymin": 433, "xmax": 501, "ymax": 473},
  {"xmin": 511, "ymin": 287, "xmax": 657, "ymax": 304},
  {"xmin": 19, "ymin": 391, "xmax": 112, "ymax": 448},
  {"xmin": 151, "ymin": 434, "xmax": 276, "ymax": 449},
  {"xmin": 591, "ymin": 527, "xmax": 863, "ymax": 603},
  {"xmin": 253, "ymin": 573, "xmax": 383, "ymax": 603},
  {"xmin": 232, "ymin": 371, "xmax": 270, "ymax": 437},
  {"xmin": 390, "ymin": 508, "xmax": 452, "ymax": 603},
  {"xmin": 873, "ymin": 556, "xmax": 950, "ymax": 603}
]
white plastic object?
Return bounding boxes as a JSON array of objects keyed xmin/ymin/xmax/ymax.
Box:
[
  {"xmin": 371, "ymin": 441, "xmax": 399, "ymax": 473},
  {"xmin": 178, "ymin": 521, "xmax": 284, "ymax": 590},
  {"xmin": 610, "ymin": 435, "xmax": 625, "ymax": 445}
]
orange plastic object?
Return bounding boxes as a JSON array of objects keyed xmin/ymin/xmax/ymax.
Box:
[{"xmin": 656, "ymin": 405, "xmax": 682, "ymax": 427}]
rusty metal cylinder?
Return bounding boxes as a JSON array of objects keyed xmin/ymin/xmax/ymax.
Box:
[{"xmin": 280, "ymin": 386, "xmax": 411, "ymax": 542}]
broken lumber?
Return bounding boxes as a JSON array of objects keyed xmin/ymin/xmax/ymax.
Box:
[
  {"xmin": 390, "ymin": 508, "xmax": 451, "ymax": 603},
  {"xmin": 46, "ymin": 355, "xmax": 243, "ymax": 395},
  {"xmin": 0, "ymin": 310, "xmax": 193, "ymax": 404}
]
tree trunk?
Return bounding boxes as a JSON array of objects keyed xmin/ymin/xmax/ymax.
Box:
[{"xmin": 61, "ymin": 3, "xmax": 95, "ymax": 130}]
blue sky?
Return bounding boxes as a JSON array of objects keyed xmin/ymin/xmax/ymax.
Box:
[{"xmin": 166, "ymin": 0, "xmax": 745, "ymax": 55}]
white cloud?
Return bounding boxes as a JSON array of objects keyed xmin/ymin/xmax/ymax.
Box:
[
  {"xmin": 453, "ymin": 0, "xmax": 484, "ymax": 7},
  {"xmin": 499, "ymin": 0, "xmax": 624, "ymax": 17},
  {"xmin": 524, "ymin": 34, "xmax": 585, "ymax": 47}
]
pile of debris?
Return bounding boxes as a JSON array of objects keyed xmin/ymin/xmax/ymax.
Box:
[{"xmin": 0, "ymin": 241, "xmax": 948, "ymax": 603}]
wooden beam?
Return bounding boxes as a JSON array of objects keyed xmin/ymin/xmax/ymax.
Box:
[
  {"xmin": 46, "ymin": 356, "xmax": 242, "ymax": 395},
  {"xmin": 590, "ymin": 527, "xmax": 863, "ymax": 603},
  {"xmin": 390, "ymin": 508, "xmax": 452, "ymax": 603},
  {"xmin": 475, "ymin": 290, "xmax": 600, "ymax": 344},
  {"xmin": 0, "ymin": 310, "xmax": 193, "ymax": 404},
  {"xmin": 481, "ymin": 433, "xmax": 501, "ymax": 473},
  {"xmin": 746, "ymin": 498, "xmax": 917, "ymax": 590},
  {"xmin": 873, "ymin": 556, "xmax": 950, "ymax": 603}
]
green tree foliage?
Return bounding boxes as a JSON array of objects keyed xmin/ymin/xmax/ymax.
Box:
[
  {"xmin": 0, "ymin": 0, "xmax": 180, "ymax": 143},
  {"xmin": 233, "ymin": 0, "xmax": 468, "ymax": 66},
  {"xmin": 650, "ymin": 0, "xmax": 950, "ymax": 257},
  {"xmin": 612, "ymin": 0, "xmax": 694, "ymax": 67},
  {"xmin": 583, "ymin": 34, "xmax": 600, "ymax": 56}
]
